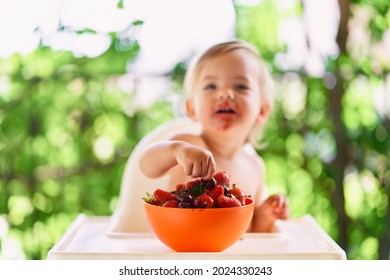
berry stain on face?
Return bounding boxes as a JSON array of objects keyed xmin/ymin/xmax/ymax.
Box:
[
  {"xmin": 192, "ymin": 50, "xmax": 262, "ymax": 133},
  {"xmin": 212, "ymin": 103, "xmax": 238, "ymax": 130}
]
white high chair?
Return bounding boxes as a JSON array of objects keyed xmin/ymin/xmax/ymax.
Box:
[
  {"xmin": 109, "ymin": 118, "xmax": 202, "ymax": 233},
  {"xmin": 48, "ymin": 117, "xmax": 347, "ymax": 259}
]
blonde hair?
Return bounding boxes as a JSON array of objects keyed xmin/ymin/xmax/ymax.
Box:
[{"xmin": 184, "ymin": 39, "xmax": 275, "ymax": 148}]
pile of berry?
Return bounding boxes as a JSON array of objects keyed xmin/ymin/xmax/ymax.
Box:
[{"xmin": 143, "ymin": 171, "xmax": 252, "ymax": 208}]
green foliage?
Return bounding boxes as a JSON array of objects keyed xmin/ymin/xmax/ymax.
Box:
[
  {"xmin": 0, "ymin": 40, "xmax": 174, "ymax": 259},
  {"xmin": 236, "ymin": 0, "xmax": 389, "ymax": 260},
  {"xmin": 235, "ymin": 0, "xmax": 286, "ymax": 60},
  {"xmin": 1, "ymin": 1, "xmax": 389, "ymax": 260}
]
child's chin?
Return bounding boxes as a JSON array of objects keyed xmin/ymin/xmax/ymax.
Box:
[{"xmin": 212, "ymin": 119, "xmax": 236, "ymax": 131}]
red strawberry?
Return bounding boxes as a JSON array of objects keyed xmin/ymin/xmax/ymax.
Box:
[
  {"xmin": 242, "ymin": 197, "xmax": 253, "ymax": 206},
  {"xmin": 229, "ymin": 186, "xmax": 247, "ymax": 204},
  {"xmin": 175, "ymin": 183, "xmax": 186, "ymax": 191},
  {"xmin": 153, "ymin": 189, "xmax": 176, "ymax": 204},
  {"xmin": 162, "ymin": 200, "xmax": 179, "ymax": 208},
  {"xmin": 175, "ymin": 183, "xmax": 186, "ymax": 195},
  {"xmin": 142, "ymin": 192, "xmax": 158, "ymax": 205},
  {"xmin": 207, "ymin": 185, "xmax": 224, "ymax": 201},
  {"xmin": 217, "ymin": 195, "xmax": 242, "ymax": 208},
  {"xmin": 186, "ymin": 179, "xmax": 206, "ymax": 197},
  {"xmin": 186, "ymin": 178, "xmax": 200, "ymax": 189},
  {"xmin": 195, "ymin": 194, "xmax": 214, "ymax": 208},
  {"xmin": 213, "ymin": 171, "xmax": 230, "ymax": 187},
  {"xmin": 229, "ymin": 186, "xmax": 245, "ymax": 199}
]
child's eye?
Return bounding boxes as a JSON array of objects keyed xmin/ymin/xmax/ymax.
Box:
[
  {"xmin": 235, "ymin": 84, "xmax": 249, "ymax": 91},
  {"xmin": 204, "ymin": 84, "xmax": 216, "ymax": 90}
]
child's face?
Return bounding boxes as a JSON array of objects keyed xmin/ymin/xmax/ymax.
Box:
[{"xmin": 186, "ymin": 50, "xmax": 268, "ymax": 133}]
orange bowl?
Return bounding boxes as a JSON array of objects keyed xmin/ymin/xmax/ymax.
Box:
[{"xmin": 144, "ymin": 201, "xmax": 254, "ymax": 252}]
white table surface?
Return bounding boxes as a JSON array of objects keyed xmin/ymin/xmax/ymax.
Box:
[{"xmin": 47, "ymin": 214, "xmax": 346, "ymax": 260}]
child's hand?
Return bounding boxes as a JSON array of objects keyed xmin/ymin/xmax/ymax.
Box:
[
  {"xmin": 252, "ymin": 194, "xmax": 289, "ymax": 232},
  {"xmin": 262, "ymin": 194, "xmax": 290, "ymax": 221},
  {"xmin": 175, "ymin": 143, "xmax": 216, "ymax": 179}
]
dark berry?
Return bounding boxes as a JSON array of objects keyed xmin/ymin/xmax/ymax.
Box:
[
  {"xmin": 200, "ymin": 178, "xmax": 217, "ymax": 190},
  {"xmin": 223, "ymin": 185, "xmax": 230, "ymax": 195},
  {"xmin": 193, "ymin": 199, "xmax": 207, "ymax": 208},
  {"xmin": 176, "ymin": 192, "xmax": 193, "ymax": 203},
  {"xmin": 178, "ymin": 202, "xmax": 192, "ymax": 208}
]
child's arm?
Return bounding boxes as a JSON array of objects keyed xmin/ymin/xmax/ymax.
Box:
[
  {"xmin": 248, "ymin": 156, "xmax": 289, "ymax": 232},
  {"xmin": 139, "ymin": 140, "xmax": 216, "ymax": 180}
]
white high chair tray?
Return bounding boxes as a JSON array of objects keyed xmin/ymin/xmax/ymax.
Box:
[{"xmin": 48, "ymin": 214, "xmax": 346, "ymax": 260}]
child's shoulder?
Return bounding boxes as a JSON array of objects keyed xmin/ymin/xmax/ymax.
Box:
[
  {"xmin": 241, "ymin": 144, "xmax": 266, "ymax": 172},
  {"xmin": 170, "ymin": 133, "xmax": 205, "ymax": 146}
]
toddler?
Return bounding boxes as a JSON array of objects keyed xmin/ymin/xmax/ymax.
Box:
[{"xmin": 139, "ymin": 39, "xmax": 289, "ymax": 232}]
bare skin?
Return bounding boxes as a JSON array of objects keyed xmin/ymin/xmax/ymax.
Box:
[{"xmin": 139, "ymin": 48, "xmax": 289, "ymax": 232}]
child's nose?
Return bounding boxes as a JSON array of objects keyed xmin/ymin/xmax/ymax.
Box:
[{"xmin": 218, "ymin": 88, "xmax": 235, "ymax": 100}]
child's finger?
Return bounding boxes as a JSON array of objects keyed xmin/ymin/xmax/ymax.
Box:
[
  {"xmin": 191, "ymin": 161, "xmax": 203, "ymax": 178},
  {"xmin": 204, "ymin": 157, "xmax": 216, "ymax": 180},
  {"xmin": 200, "ymin": 160, "xmax": 209, "ymax": 179},
  {"xmin": 272, "ymin": 198, "xmax": 281, "ymax": 210},
  {"xmin": 183, "ymin": 163, "xmax": 193, "ymax": 177},
  {"xmin": 272, "ymin": 195, "xmax": 285, "ymax": 211},
  {"xmin": 278, "ymin": 206, "xmax": 289, "ymax": 220},
  {"xmin": 277, "ymin": 197, "xmax": 289, "ymax": 219},
  {"xmin": 271, "ymin": 194, "xmax": 282, "ymax": 207}
]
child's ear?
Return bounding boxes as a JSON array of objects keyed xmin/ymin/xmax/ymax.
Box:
[
  {"xmin": 256, "ymin": 101, "xmax": 271, "ymax": 124},
  {"xmin": 185, "ymin": 98, "xmax": 197, "ymax": 120}
]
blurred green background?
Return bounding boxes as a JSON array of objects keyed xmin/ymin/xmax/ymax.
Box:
[{"xmin": 0, "ymin": 0, "xmax": 389, "ymax": 260}]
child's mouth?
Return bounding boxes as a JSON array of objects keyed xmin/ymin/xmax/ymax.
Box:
[
  {"xmin": 213, "ymin": 105, "xmax": 237, "ymax": 130},
  {"xmin": 216, "ymin": 108, "xmax": 236, "ymax": 114}
]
